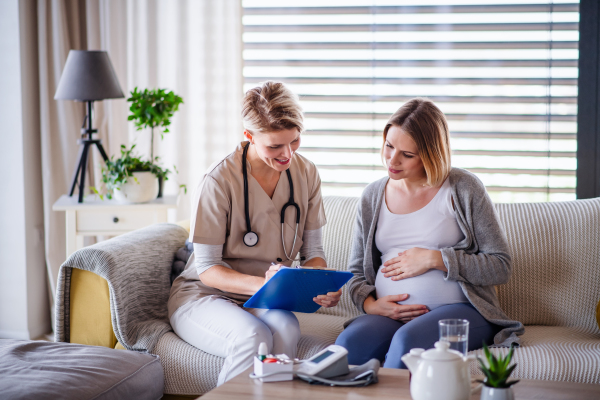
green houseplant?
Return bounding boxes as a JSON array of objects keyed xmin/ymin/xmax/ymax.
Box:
[
  {"xmin": 127, "ymin": 87, "xmax": 183, "ymax": 197},
  {"xmin": 477, "ymin": 343, "xmax": 519, "ymax": 400},
  {"xmin": 127, "ymin": 87, "xmax": 183, "ymax": 161}
]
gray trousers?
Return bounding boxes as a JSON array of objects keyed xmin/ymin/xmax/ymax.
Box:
[{"xmin": 169, "ymin": 295, "xmax": 300, "ymax": 385}]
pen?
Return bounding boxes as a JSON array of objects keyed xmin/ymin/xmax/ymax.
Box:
[{"xmin": 272, "ymin": 262, "xmax": 297, "ymax": 269}]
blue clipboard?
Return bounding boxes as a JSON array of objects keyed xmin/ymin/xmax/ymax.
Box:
[{"xmin": 243, "ymin": 267, "xmax": 353, "ymax": 313}]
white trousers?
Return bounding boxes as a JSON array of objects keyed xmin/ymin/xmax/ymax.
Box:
[{"xmin": 169, "ymin": 295, "xmax": 301, "ymax": 385}]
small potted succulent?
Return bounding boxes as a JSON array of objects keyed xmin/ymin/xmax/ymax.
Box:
[
  {"xmin": 127, "ymin": 87, "xmax": 183, "ymax": 197},
  {"xmin": 477, "ymin": 343, "xmax": 519, "ymax": 400}
]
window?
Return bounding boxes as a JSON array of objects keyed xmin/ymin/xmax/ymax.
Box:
[{"xmin": 242, "ymin": 0, "xmax": 579, "ymax": 202}]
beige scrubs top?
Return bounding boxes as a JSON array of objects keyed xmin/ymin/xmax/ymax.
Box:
[{"xmin": 168, "ymin": 141, "xmax": 326, "ymax": 317}]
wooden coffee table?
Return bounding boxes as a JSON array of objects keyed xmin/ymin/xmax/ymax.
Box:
[{"xmin": 200, "ymin": 367, "xmax": 600, "ymax": 400}]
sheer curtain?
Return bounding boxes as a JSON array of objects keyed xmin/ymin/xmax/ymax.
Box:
[
  {"xmin": 37, "ymin": 0, "xmax": 243, "ymax": 307},
  {"xmin": 38, "ymin": 0, "xmax": 88, "ymax": 310}
]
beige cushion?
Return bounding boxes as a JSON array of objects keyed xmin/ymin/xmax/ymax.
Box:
[
  {"xmin": 468, "ymin": 326, "xmax": 600, "ymax": 384},
  {"xmin": 317, "ymin": 196, "xmax": 362, "ymax": 320},
  {"xmin": 494, "ymin": 198, "xmax": 600, "ymax": 333},
  {"xmin": 153, "ymin": 332, "xmax": 222, "ymax": 396},
  {"xmin": 597, "ymin": 300, "xmax": 600, "ymax": 331},
  {"xmin": 295, "ymin": 313, "xmax": 346, "ymax": 358}
]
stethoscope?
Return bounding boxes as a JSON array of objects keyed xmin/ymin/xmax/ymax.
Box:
[{"xmin": 242, "ymin": 142, "xmax": 302, "ymax": 262}]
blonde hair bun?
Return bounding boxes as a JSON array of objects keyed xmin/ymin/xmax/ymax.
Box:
[{"xmin": 242, "ymin": 81, "xmax": 304, "ymax": 135}]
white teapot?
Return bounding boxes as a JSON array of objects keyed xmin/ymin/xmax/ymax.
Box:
[{"xmin": 401, "ymin": 341, "xmax": 476, "ymax": 400}]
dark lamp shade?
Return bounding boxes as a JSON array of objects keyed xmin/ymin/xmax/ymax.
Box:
[{"xmin": 54, "ymin": 50, "xmax": 124, "ymax": 101}]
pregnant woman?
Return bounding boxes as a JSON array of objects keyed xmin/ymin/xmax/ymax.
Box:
[{"xmin": 335, "ymin": 98, "xmax": 524, "ymax": 368}]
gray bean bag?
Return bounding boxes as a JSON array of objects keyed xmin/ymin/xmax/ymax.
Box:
[{"xmin": 0, "ymin": 339, "xmax": 164, "ymax": 400}]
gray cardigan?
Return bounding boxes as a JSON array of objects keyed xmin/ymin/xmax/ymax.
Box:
[{"xmin": 346, "ymin": 167, "xmax": 524, "ymax": 346}]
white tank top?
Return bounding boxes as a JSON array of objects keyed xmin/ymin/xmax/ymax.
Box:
[{"xmin": 374, "ymin": 178, "xmax": 468, "ymax": 310}]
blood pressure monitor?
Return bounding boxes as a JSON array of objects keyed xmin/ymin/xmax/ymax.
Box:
[
  {"xmin": 296, "ymin": 345, "xmax": 350, "ymax": 378},
  {"xmin": 250, "ymin": 344, "xmax": 379, "ymax": 386}
]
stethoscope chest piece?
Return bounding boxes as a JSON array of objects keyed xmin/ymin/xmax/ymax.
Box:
[{"xmin": 243, "ymin": 231, "xmax": 259, "ymax": 247}]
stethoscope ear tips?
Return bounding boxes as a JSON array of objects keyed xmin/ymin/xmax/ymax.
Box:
[{"xmin": 277, "ymin": 258, "xmax": 282, "ymax": 262}]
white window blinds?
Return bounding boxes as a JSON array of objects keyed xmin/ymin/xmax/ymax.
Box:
[{"xmin": 242, "ymin": 0, "xmax": 579, "ymax": 202}]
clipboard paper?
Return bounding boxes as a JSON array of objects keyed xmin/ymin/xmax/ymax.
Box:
[{"xmin": 243, "ymin": 267, "xmax": 353, "ymax": 313}]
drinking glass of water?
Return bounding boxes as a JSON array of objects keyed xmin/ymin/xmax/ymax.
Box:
[{"xmin": 438, "ymin": 319, "xmax": 469, "ymax": 356}]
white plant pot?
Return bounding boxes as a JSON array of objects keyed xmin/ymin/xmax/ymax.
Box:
[
  {"xmin": 480, "ymin": 386, "xmax": 515, "ymax": 400},
  {"xmin": 112, "ymin": 171, "xmax": 159, "ymax": 204}
]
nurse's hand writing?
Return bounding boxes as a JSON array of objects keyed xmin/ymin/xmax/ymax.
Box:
[
  {"xmin": 313, "ymin": 289, "xmax": 342, "ymax": 308},
  {"xmin": 264, "ymin": 263, "xmax": 282, "ymax": 283},
  {"xmin": 381, "ymin": 247, "xmax": 445, "ymax": 280},
  {"xmin": 363, "ymin": 294, "xmax": 428, "ymax": 322}
]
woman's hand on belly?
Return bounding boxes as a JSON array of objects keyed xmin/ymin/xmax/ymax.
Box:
[
  {"xmin": 313, "ymin": 289, "xmax": 342, "ymax": 308},
  {"xmin": 382, "ymin": 248, "xmax": 446, "ymax": 280},
  {"xmin": 363, "ymin": 294, "xmax": 429, "ymax": 322}
]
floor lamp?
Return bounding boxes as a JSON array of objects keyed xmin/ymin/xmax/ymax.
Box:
[{"xmin": 54, "ymin": 50, "xmax": 124, "ymax": 203}]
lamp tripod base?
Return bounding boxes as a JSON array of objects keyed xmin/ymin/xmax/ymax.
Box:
[{"xmin": 69, "ymin": 137, "xmax": 109, "ymax": 203}]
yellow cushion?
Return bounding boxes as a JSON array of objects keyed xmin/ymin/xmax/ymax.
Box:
[
  {"xmin": 115, "ymin": 341, "xmax": 126, "ymax": 350},
  {"xmin": 70, "ymin": 269, "xmax": 117, "ymax": 348},
  {"xmin": 596, "ymin": 300, "xmax": 600, "ymax": 331}
]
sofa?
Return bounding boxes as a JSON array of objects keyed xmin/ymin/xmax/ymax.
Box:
[{"xmin": 55, "ymin": 196, "xmax": 600, "ymax": 398}]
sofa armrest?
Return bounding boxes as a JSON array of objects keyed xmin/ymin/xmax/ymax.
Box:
[
  {"xmin": 56, "ymin": 223, "xmax": 189, "ymax": 352},
  {"xmin": 67, "ymin": 222, "xmax": 191, "ymax": 349}
]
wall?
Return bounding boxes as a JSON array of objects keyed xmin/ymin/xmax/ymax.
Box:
[{"xmin": 0, "ymin": 0, "xmax": 51, "ymax": 339}]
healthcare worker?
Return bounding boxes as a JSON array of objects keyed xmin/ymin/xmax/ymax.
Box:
[{"xmin": 168, "ymin": 81, "xmax": 342, "ymax": 385}]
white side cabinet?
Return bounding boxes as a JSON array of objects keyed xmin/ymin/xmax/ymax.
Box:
[{"xmin": 52, "ymin": 195, "xmax": 179, "ymax": 257}]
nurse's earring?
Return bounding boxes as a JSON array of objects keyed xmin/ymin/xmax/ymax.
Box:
[{"xmin": 243, "ymin": 130, "xmax": 255, "ymax": 145}]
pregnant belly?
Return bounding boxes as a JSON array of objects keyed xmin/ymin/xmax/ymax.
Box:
[{"xmin": 374, "ymin": 268, "xmax": 468, "ymax": 310}]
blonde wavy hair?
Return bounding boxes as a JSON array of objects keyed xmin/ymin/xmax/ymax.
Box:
[
  {"xmin": 382, "ymin": 98, "xmax": 452, "ymax": 187},
  {"xmin": 241, "ymin": 81, "xmax": 304, "ymax": 135}
]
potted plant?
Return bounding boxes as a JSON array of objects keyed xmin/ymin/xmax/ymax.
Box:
[
  {"xmin": 93, "ymin": 144, "xmax": 172, "ymax": 203},
  {"xmin": 477, "ymin": 343, "xmax": 519, "ymax": 400},
  {"xmin": 127, "ymin": 87, "xmax": 183, "ymax": 197}
]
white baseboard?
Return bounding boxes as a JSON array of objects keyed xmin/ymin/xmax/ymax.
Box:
[
  {"xmin": 27, "ymin": 324, "xmax": 52, "ymax": 341},
  {"xmin": 0, "ymin": 328, "xmax": 31, "ymax": 340},
  {"xmin": 0, "ymin": 325, "xmax": 52, "ymax": 341}
]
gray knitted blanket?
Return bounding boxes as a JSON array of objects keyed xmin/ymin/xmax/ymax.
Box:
[{"xmin": 54, "ymin": 223, "xmax": 188, "ymax": 352}]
